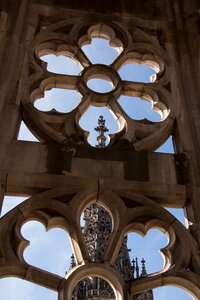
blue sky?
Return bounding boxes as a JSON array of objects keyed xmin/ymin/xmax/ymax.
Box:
[{"xmin": 0, "ymin": 38, "xmax": 194, "ymax": 299}]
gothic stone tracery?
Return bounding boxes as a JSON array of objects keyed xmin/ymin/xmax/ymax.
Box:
[{"xmin": 0, "ymin": 1, "xmax": 200, "ymax": 300}]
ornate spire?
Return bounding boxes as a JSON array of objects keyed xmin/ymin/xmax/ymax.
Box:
[
  {"xmin": 81, "ymin": 204, "xmax": 115, "ymax": 298},
  {"xmin": 132, "ymin": 258, "xmax": 147, "ymax": 278},
  {"xmin": 132, "ymin": 259, "xmax": 136, "ymax": 278},
  {"xmin": 135, "ymin": 257, "xmax": 140, "ymax": 278},
  {"xmin": 70, "ymin": 254, "xmax": 76, "ymax": 269},
  {"xmin": 132, "ymin": 258, "xmax": 154, "ymax": 300},
  {"xmin": 141, "ymin": 258, "xmax": 147, "ymax": 276},
  {"xmin": 70, "ymin": 205, "xmax": 154, "ymax": 300},
  {"xmin": 95, "ymin": 116, "xmax": 108, "ymax": 148}
]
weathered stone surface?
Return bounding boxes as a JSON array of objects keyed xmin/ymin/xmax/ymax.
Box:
[{"xmin": 0, "ymin": 0, "xmax": 199, "ymax": 299}]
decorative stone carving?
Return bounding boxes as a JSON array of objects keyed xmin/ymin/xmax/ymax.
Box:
[
  {"xmin": 0, "ymin": 1, "xmax": 199, "ymax": 300},
  {"xmin": 22, "ymin": 20, "xmax": 175, "ymax": 150},
  {"xmin": 0, "ymin": 187, "xmax": 200, "ymax": 299}
]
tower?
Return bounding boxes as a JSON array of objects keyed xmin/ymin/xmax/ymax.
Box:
[{"xmin": 0, "ymin": 1, "xmax": 199, "ymax": 300}]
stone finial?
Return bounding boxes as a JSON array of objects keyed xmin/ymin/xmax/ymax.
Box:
[
  {"xmin": 141, "ymin": 258, "xmax": 147, "ymax": 276},
  {"xmin": 95, "ymin": 116, "xmax": 108, "ymax": 148},
  {"xmin": 70, "ymin": 254, "xmax": 76, "ymax": 269}
]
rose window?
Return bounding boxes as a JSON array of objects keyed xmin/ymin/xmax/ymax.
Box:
[{"xmin": 22, "ymin": 22, "xmax": 175, "ymax": 150}]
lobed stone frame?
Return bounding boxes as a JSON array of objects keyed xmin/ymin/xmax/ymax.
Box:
[
  {"xmin": 22, "ymin": 20, "xmax": 177, "ymax": 150},
  {"xmin": 0, "ymin": 187, "xmax": 200, "ymax": 299},
  {"xmin": 0, "ymin": 1, "xmax": 199, "ymax": 299}
]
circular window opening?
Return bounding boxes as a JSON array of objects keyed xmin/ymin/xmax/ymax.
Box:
[{"xmin": 87, "ymin": 78, "xmax": 114, "ymax": 93}]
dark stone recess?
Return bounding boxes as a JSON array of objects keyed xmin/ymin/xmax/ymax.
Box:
[
  {"xmin": 175, "ymin": 153, "xmax": 191, "ymax": 184},
  {"xmin": 46, "ymin": 141, "xmax": 149, "ymax": 181},
  {"xmin": 32, "ymin": 0, "xmax": 169, "ymax": 20}
]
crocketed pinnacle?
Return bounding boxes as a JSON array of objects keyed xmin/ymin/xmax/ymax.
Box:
[{"xmin": 95, "ymin": 116, "xmax": 108, "ymax": 148}]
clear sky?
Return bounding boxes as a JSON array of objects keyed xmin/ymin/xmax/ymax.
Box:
[{"xmin": 0, "ymin": 38, "xmax": 194, "ymax": 299}]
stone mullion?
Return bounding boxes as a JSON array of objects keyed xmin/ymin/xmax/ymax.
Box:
[
  {"xmin": 75, "ymin": 47, "xmax": 92, "ymax": 68},
  {"xmin": 24, "ymin": 265, "xmax": 65, "ymax": 292},
  {"xmin": 167, "ymin": 1, "xmax": 200, "ymax": 239},
  {"xmin": 110, "ymin": 51, "xmax": 126, "ymax": 71},
  {"xmin": 122, "ymin": 81, "xmax": 146, "ymax": 97},
  {"xmin": 169, "ymin": 0, "xmax": 200, "ymax": 175},
  {"xmin": 107, "ymin": 97, "xmax": 127, "ymax": 127},
  {"xmin": 0, "ymin": 184, "xmax": 4, "ymax": 217},
  {"xmin": 167, "ymin": 1, "xmax": 200, "ymax": 230},
  {"xmin": 0, "ymin": 262, "xmax": 63, "ymax": 294},
  {"xmin": 0, "ymin": 0, "xmax": 31, "ymax": 142}
]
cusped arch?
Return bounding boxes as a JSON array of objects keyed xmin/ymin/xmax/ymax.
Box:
[
  {"xmin": 0, "ymin": 189, "xmax": 87, "ymax": 269},
  {"xmin": 123, "ymin": 193, "xmax": 193, "ymax": 271},
  {"xmin": 101, "ymin": 191, "xmax": 198, "ymax": 273},
  {"xmin": 130, "ymin": 270, "xmax": 200, "ymax": 300},
  {"xmin": 59, "ymin": 262, "xmax": 126, "ymax": 300}
]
